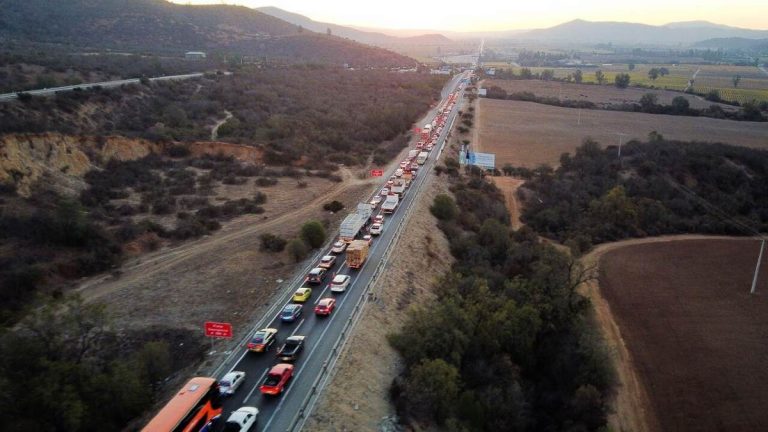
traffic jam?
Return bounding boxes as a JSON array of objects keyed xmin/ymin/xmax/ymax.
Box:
[{"xmin": 142, "ymin": 76, "xmax": 467, "ymax": 432}]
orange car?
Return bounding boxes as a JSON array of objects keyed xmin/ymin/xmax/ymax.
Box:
[{"xmin": 260, "ymin": 363, "xmax": 294, "ymax": 396}]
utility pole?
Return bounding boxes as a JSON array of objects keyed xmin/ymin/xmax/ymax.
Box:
[{"xmin": 750, "ymin": 239, "xmax": 766, "ymax": 294}]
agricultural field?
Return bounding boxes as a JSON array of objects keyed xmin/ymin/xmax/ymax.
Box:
[
  {"xmin": 494, "ymin": 63, "xmax": 768, "ymax": 103},
  {"xmin": 475, "ymin": 99, "xmax": 768, "ymax": 167},
  {"xmin": 599, "ymin": 239, "xmax": 768, "ymax": 432},
  {"xmin": 484, "ymin": 78, "xmax": 738, "ymax": 111}
]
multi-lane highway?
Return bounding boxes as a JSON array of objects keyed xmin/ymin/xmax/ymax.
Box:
[
  {"xmin": 209, "ymin": 71, "xmax": 469, "ymax": 432},
  {"xmin": 0, "ymin": 72, "xmax": 208, "ymax": 102}
]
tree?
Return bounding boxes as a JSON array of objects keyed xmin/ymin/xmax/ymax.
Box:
[
  {"xmin": 541, "ymin": 69, "xmax": 555, "ymax": 81},
  {"xmin": 297, "ymin": 25, "xmax": 303, "ymax": 33},
  {"xmin": 658, "ymin": 67, "xmax": 670, "ymax": 76},
  {"xmin": 732, "ymin": 75, "xmax": 741, "ymax": 88},
  {"xmin": 705, "ymin": 89, "xmax": 721, "ymax": 102},
  {"xmin": 300, "ymin": 220, "xmax": 326, "ymax": 248},
  {"xmin": 614, "ymin": 73, "xmax": 630, "ymax": 89},
  {"xmin": 403, "ymin": 359, "xmax": 460, "ymax": 423},
  {"xmin": 639, "ymin": 93, "xmax": 658, "ymax": 112},
  {"xmin": 648, "ymin": 68, "xmax": 659, "ymax": 81},
  {"xmin": 259, "ymin": 233, "xmax": 287, "ymax": 252},
  {"xmin": 520, "ymin": 68, "xmax": 533, "ymax": 79},
  {"xmin": 573, "ymin": 69, "xmax": 583, "ymax": 83},
  {"xmin": 326, "ymin": 27, "xmax": 332, "ymax": 36},
  {"xmin": 671, "ymin": 96, "xmax": 690, "ymax": 113},
  {"xmin": 628, "ymin": 63, "xmax": 635, "ymax": 71},
  {"xmin": 431, "ymin": 194, "xmax": 458, "ymax": 221},
  {"xmin": 595, "ymin": 70, "xmax": 606, "ymax": 85},
  {"xmin": 287, "ymin": 238, "xmax": 309, "ymax": 262}
]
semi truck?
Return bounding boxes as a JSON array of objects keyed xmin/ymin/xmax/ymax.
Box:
[
  {"xmin": 408, "ymin": 149, "xmax": 420, "ymax": 160},
  {"xmin": 346, "ymin": 240, "xmax": 369, "ymax": 269},
  {"xmin": 382, "ymin": 195, "xmax": 399, "ymax": 213},
  {"xmin": 417, "ymin": 151, "xmax": 429, "ymax": 165},
  {"xmin": 339, "ymin": 203, "xmax": 373, "ymax": 242}
]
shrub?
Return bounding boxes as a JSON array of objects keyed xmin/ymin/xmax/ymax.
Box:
[
  {"xmin": 259, "ymin": 233, "xmax": 287, "ymax": 252},
  {"xmin": 255, "ymin": 177, "xmax": 279, "ymax": 187},
  {"xmin": 287, "ymin": 238, "xmax": 309, "ymax": 262},
  {"xmin": 323, "ymin": 200, "xmax": 344, "ymax": 212},
  {"xmin": 166, "ymin": 145, "xmax": 190, "ymax": 158},
  {"xmin": 300, "ymin": 220, "xmax": 326, "ymax": 249},
  {"xmin": 430, "ymin": 194, "xmax": 458, "ymax": 221}
]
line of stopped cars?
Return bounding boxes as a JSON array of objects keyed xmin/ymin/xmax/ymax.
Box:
[{"xmin": 210, "ymin": 87, "xmax": 456, "ymax": 430}]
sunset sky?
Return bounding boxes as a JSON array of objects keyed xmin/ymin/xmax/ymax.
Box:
[{"xmin": 171, "ymin": 0, "xmax": 768, "ymax": 31}]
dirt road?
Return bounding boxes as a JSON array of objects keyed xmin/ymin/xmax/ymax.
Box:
[{"xmin": 490, "ymin": 176, "xmax": 524, "ymax": 230}]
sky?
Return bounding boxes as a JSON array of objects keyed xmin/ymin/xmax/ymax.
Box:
[{"xmin": 171, "ymin": 1, "xmax": 768, "ymax": 32}]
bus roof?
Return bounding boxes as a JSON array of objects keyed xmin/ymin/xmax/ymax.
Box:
[{"xmin": 142, "ymin": 377, "xmax": 217, "ymax": 432}]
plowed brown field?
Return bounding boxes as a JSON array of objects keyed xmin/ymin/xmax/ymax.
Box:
[{"xmin": 599, "ymin": 239, "xmax": 768, "ymax": 432}]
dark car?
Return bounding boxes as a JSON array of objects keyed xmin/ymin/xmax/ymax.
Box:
[
  {"xmin": 306, "ymin": 267, "xmax": 327, "ymax": 284},
  {"xmin": 276, "ymin": 335, "xmax": 305, "ymax": 362},
  {"xmin": 280, "ymin": 304, "xmax": 302, "ymax": 323}
]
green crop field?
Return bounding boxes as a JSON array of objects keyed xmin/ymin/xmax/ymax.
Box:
[{"xmin": 492, "ymin": 63, "xmax": 768, "ymax": 104}]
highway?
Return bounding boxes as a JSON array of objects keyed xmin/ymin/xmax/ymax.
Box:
[
  {"xmin": 0, "ymin": 72, "xmax": 209, "ymax": 102},
  {"xmin": 209, "ymin": 71, "xmax": 469, "ymax": 432}
]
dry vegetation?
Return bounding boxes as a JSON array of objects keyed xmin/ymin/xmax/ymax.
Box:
[
  {"xmin": 306, "ymin": 172, "xmax": 454, "ymax": 432},
  {"xmin": 599, "ymin": 239, "xmax": 768, "ymax": 432},
  {"xmin": 476, "ymin": 99, "xmax": 768, "ymax": 167}
]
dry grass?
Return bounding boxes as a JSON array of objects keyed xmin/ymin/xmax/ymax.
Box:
[
  {"xmin": 476, "ymin": 98, "xmax": 768, "ymax": 168},
  {"xmin": 305, "ymin": 163, "xmax": 454, "ymax": 432}
]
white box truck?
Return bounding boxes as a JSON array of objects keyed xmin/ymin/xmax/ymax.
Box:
[
  {"xmin": 417, "ymin": 151, "xmax": 429, "ymax": 165},
  {"xmin": 381, "ymin": 195, "xmax": 399, "ymax": 214}
]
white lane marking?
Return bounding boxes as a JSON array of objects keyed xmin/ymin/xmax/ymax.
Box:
[
  {"xmin": 314, "ymin": 284, "xmax": 330, "ymax": 305},
  {"xmin": 289, "ymin": 318, "xmax": 306, "ymax": 337},
  {"xmin": 242, "ymin": 367, "xmax": 270, "ymax": 404},
  {"xmin": 260, "ymin": 267, "xmax": 358, "ymax": 431}
]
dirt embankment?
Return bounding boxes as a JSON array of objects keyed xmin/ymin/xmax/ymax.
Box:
[
  {"xmin": 306, "ymin": 165, "xmax": 454, "ymax": 431},
  {"xmin": 0, "ymin": 132, "xmax": 264, "ymax": 196}
]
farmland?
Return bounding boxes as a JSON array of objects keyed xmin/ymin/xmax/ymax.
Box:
[
  {"xmin": 484, "ymin": 78, "xmax": 737, "ymax": 110},
  {"xmin": 475, "ymin": 99, "xmax": 768, "ymax": 167},
  {"xmin": 492, "ymin": 63, "xmax": 768, "ymax": 104},
  {"xmin": 599, "ymin": 239, "xmax": 768, "ymax": 432}
]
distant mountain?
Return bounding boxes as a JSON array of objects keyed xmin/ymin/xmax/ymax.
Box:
[
  {"xmin": 519, "ymin": 19, "xmax": 768, "ymax": 45},
  {"xmin": 0, "ymin": 0, "xmax": 417, "ymax": 67},
  {"xmin": 257, "ymin": 6, "xmax": 452, "ymax": 45},
  {"xmin": 693, "ymin": 37, "xmax": 768, "ymax": 51}
]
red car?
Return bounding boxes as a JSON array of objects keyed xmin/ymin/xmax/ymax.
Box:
[
  {"xmin": 314, "ymin": 298, "xmax": 336, "ymax": 316},
  {"xmin": 260, "ymin": 363, "xmax": 294, "ymax": 396}
]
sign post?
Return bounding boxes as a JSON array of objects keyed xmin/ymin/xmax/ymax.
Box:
[
  {"xmin": 370, "ymin": 169, "xmax": 383, "ymax": 177},
  {"xmin": 204, "ymin": 321, "xmax": 233, "ymax": 354}
]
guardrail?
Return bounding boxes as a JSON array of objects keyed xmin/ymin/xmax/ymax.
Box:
[{"xmin": 284, "ymin": 88, "xmax": 464, "ymax": 431}]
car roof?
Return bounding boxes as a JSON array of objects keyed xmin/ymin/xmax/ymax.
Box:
[
  {"xmin": 296, "ymin": 287, "xmax": 310, "ymax": 293},
  {"xmin": 332, "ymin": 274, "xmax": 349, "ymax": 281},
  {"xmin": 284, "ymin": 304, "xmax": 301, "ymax": 311},
  {"xmin": 223, "ymin": 371, "xmax": 242, "ymax": 379},
  {"xmin": 286, "ymin": 335, "xmax": 305, "ymax": 341},
  {"xmin": 318, "ymin": 298, "xmax": 335, "ymax": 306},
  {"xmin": 321, "ymin": 255, "xmax": 334, "ymax": 260},
  {"xmin": 269, "ymin": 363, "xmax": 293, "ymax": 374},
  {"xmin": 309, "ymin": 267, "xmax": 324, "ymax": 273}
]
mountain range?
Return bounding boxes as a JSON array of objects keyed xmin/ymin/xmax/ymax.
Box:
[
  {"xmin": 518, "ymin": 19, "xmax": 768, "ymax": 45},
  {"xmin": 0, "ymin": 0, "xmax": 417, "ymax": 67}
]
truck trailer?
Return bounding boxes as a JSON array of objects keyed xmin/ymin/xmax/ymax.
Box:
[
  {"xmin": 417, "ymin": 151, "xmax": 429, "ymax": 165},
  {"xmin": 346, "ymin": 240, "xmax": 369, "ymax": 269},
  {"xmin": 381, "ymin": 195, "xmax": 399, "ymax": 213},
  {"xmin": 339, "ymin": 203, "xmax": 373, "ymax": 242}
]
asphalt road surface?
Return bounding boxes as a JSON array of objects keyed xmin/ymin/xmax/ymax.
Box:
[
  {"xmin": 0, "ymin": 72, "xmax": 208, "ymax": 101},
  {"xmin": 210, "ymin": 71, "xmax": 469, "ymax": 432}
]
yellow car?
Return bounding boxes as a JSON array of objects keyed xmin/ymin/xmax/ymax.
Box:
[{"xmin": 292, "ymin": 287, "xmax": 312, "ymax": 303}]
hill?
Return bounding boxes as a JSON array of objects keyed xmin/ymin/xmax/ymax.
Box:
[
  {"xmin": 0, "ymin": 0, "xmax": 417, "ymax": 67},
  {"xmin": 693, "ymin": 37, "xmax": 768, "ymax": 51},
  {"xmin": 257, "ymin": 6, "xmax": 452, "ymax": 46},
  {"xmin": 520, "ymin": 19, "xmax": 768, "ymax": 46}
]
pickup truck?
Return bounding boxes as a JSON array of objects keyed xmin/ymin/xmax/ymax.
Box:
[{"xmin": 382, "ymin": 195, "xmax": 399, "ymax": 213}]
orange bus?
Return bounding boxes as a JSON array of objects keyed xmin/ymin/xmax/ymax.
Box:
[{"xmin": 143, "ymin": 377, "xmax": 223, "ymax": 432}]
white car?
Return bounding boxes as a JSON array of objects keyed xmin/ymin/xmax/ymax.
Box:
[
  {"xmin": 381, "ymin": 187, "xmax": 389, "ymax": 195},
  {"xmin": 331, "ymin": 241, "xmax": 346, "ymax": 254},
  {"xmin": 219, "ymin": 371, "xmax": 246, "ymax": 396},
  {"xmin": 363, "ymin": 234, "xmax": 373, "ymax": 245},
  {"xmin": 394, "ymin": 169, "xmax": 403, "ymax": 177},
  {"xmin": 370, "ymin": 195, "xmax": 383, "ymax": 207},
  {"xmin": 374, "ymin": 215, "xmax": 384, "ymax": 224},
  {"xmin": 370, "ymin": 223, "xmax": 383, "ymax": 235},
  {"xmin": 330, "ymin": 274, "xmax": 351, "ymax": 293},
  {"xmin": 225, "ymin": 406, "xmax": 259, "ymax": 431}
]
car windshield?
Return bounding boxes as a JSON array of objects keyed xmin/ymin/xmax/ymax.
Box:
[
  {"xmin": 264, "ymin": 374, "xmax": 281, "ymax": 386},
  {"xmin": 252, "ymin": 334, "xmax": 264, "ymax": 343},
  {"xmin": 333, "ymin": 276, "xmax": 346, "ymax": 283},
  {"xmin": 220, "ymin": 380, "xmax": 231, "ymax": 387}
]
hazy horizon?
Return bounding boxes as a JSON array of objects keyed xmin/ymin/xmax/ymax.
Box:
[{"xmin": 171, "ymin": 0, "xmax": 768, "ymax": 32}]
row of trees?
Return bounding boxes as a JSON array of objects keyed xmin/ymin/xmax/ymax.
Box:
[
  {"xmin": 390, "ymin": 172, "xmax": 615, "ymax": 431},
  {"xmin": 520, "ymin": 138, "xmax": 768, "ymax": 253}
]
